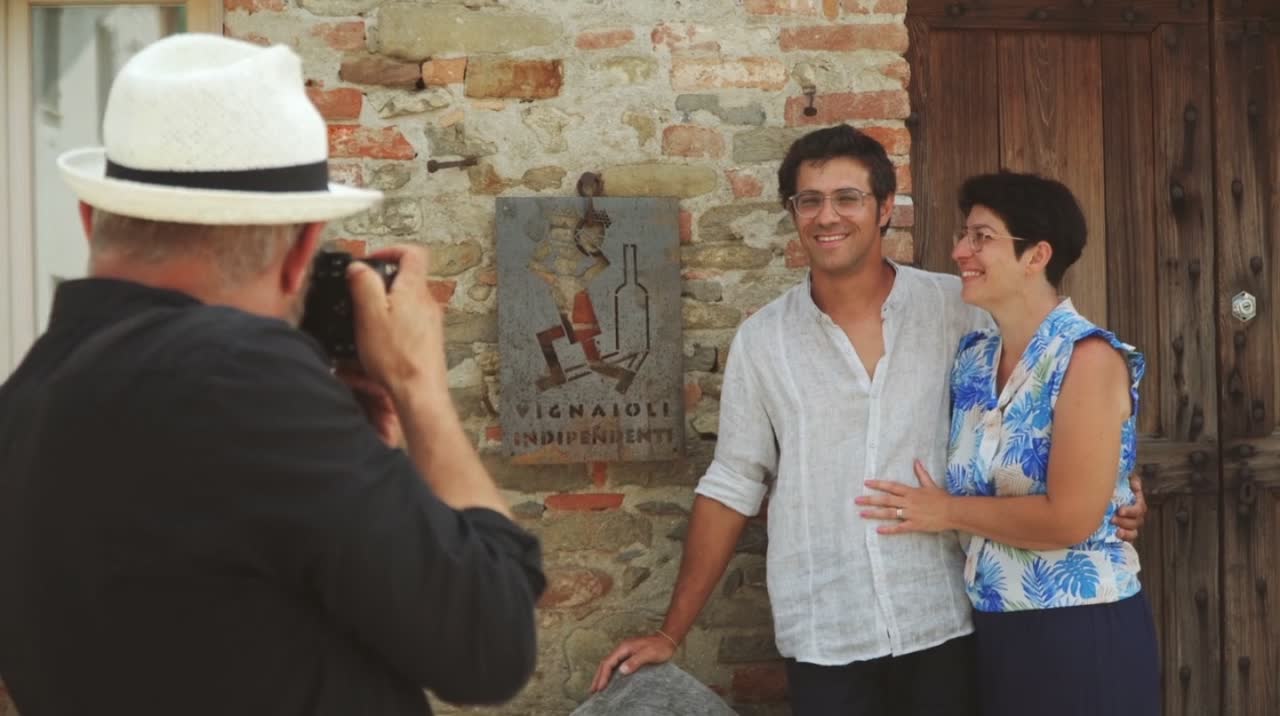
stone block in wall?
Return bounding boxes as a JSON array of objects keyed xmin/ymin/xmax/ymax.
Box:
[
  {"xmin": 373, "ymin": 4, "xmax": 560, "ymax": 60},
  {"xmin": 682, "ymin": 301, "xmax": 743, "ymax": 330},
  {"xmin": 682, "ymin": 244, "xmax": 773, "ymax": 270},
  {"xmin": 671, "ymin": 56, "xmax": 787, "ymax": 91},
  {"xmin": 425, "ymin": 240, "xmax": 482, "ymax": 276},
  {"xmin": 733, "ymin": 127, "xmax": 808, "ymax": 163},
  {"xmin": 533, "ymin": 511, "xmax": 654, "ymax": 553},
  {"xmin": 372, "ymin": 88, "xmax": 452, "ymax": 119},
  {"xmin": 593, "ymin": 56, "xmax": 659, "ymax": 86},
  {"xmin": 444, "ymin": 310, "xmax": 497, "ymax": 344},
  {"xmin": 341, "ymin": 196, "xmax": 421, "ymax": 235},
  {"xmin": 422, "ymin": 57, "xmax": 467, "ymax": 86},
  {"xmin": 539, "ymin": 567, "xmax": 614, "ymax": 609},
  {"xmin": 662, "ymin": 125, "xmax": 725, "ymax": 159},
  {"xmin": 465, "ymin": 58, "xmax": 564, "ymax": 100},
  {"xmin": 601, "ymin": 163, "xmax": 717, "ymax": 198},
  {"xmin": 697, "ymin": 202, "xmax": 787, "ymax": 244},
  {"xmin": 674, "ymin": 94, "xmax": 766, "ymax": 126},
  {"xmin": 425, "ymin": 124, "xmax": 498, "ymax": 158}
]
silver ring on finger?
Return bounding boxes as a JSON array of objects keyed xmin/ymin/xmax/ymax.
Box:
[{"xmin": 895, "ymin": 507, "xmax": 905, "ymax": 520}]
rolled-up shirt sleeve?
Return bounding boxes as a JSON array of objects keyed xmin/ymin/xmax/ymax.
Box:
[{"xmin": 694, "ymin": 331, "xmax": 777, "ymax": 517}]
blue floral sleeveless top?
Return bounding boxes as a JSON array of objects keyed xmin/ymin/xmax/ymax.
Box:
[{"xmin": 945, "ymin": 300, "xmax": 1145, "ymax": 613}]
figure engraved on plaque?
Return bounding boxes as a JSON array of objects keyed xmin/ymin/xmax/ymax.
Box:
[{"xmin": 528, "ymin": 208, "xmax": 650, "ymax": 394}]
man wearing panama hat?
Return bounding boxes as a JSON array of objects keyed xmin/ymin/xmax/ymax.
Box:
[{"xmin": 0, "ymin": 34, "xmax": 544, "ymax": 715}]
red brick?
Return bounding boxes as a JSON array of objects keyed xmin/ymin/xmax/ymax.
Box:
[
  {"xmin": 882, "ymin": 57, "xmax": 911, "ymax": 88},
  {"xmin": 684, "ymin": 382, "xmax": 703, "ymax": 409},
  {"xmin": 422, "ymin": 57, "xmax": 467, "ymax": 86},
  {"xmin": 329, "ymin": 238, "xmax": 367, "ymax": 257},
  {"xmin": 537, "ymin": 568, "xmax": 613, "ymax": 609},
  {"xmin": 223, "ymin": 25, "xmax": 271, "ymax": 46},
  {"xmin": 428, "ymin": 280, "xmax": 456, "ymax": 305},
  {"xmin": 860, "ymin": 125, "xmax": 911, "ymax": 155},
  {"xmin": 662, "ymin": 125, "xmax": 726, "ymax": 159},
  {"xmin": 224, "ymin": 0, "xmax": 283, "ymax": 13},
  {"xmin": 310, "ymin": 21, "xmax": 365, "ymax": 51},
  {"xmin": 545, "ymin": 493, "xmax": 626, "ymax": 511},
  {"xmin": 672, "ymin": 56, "xmax": 787, "ymax": 91},
  {"xmin": 576, "ymin": 28, "xmax": 636, "ymax": 50},
  {"xmin": 590, "ymin": 462, "xmax": 608, "ymax": 487},
  {"xmin": 327, "ymin": 162, "xmax": 364, "ymax": 188},
  {"xmin": 842, "ymin": 0, "xmax": 908, "ymax": 12},
  {"xmin": 779, "ymin": 24, "xmax": 908, "ymax": 53},
  {"xmin": 328, "ymin": 126, "xmax": 416, "ymax": 159},
  {"xmin": 679, "ymin": 210, "xmax": 694, "ymax": 245},
  {"xmin": 465, "ymin": 59, "xmax": 563, "ymax": 100},
  {"xmin": 890, "ymin": 201, "xmax": 914, "ymax": 227},
  {"xmin": 745, "ymin": 0, "xmax": 821, "ymax": 15},
  {"xmin": 651, "ymin": 23, "xmax": 720, "ymax": 52},
  {"xmin": 896, "ymin": 163, "xmax": 913, "ymax": 192},
  {"xmin": 785, "ymin": 90, "xmax": 910, "ymax": 125},
  {"xmin": 785, "ymin": 239, "xmax": 810, "ymax": 268},
  {"xmin": 307, "ymin": 87, "xmax": 362, "ymax": 121},
  {"xmin": 339, "ymin": 56, "xmax": 422, "ymax": 89},
  {"xmin": 732, "ymin": 663, "xmax": 789, "ymax": 704},
  {"xmin": 726, "ymin": 170, "xmax": 764, "ymax": 198}
]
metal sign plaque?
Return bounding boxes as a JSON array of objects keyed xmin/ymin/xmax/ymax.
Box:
[{"xmin": 497, "ymin": 196, "xmax": 684, "ymax": 463}]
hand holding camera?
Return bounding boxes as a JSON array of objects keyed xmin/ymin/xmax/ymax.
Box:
[{"xmin": 344, "ymin": 245, "xmax": 451, "ymax": 407}]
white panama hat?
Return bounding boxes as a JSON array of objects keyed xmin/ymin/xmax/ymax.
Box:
[{"xmin": 57, "ymin": 33, "xmax": 383, "ymax": 225}]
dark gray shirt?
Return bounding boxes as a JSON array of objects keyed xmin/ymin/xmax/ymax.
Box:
[{"xmin": 0, "ymin": 278, "xmax": 545, "ymax": 715}]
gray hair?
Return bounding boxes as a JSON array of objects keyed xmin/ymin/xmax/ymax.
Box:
[{"xmin": 90, "ymin": 210, "xmax": 302, "ymax": 285}]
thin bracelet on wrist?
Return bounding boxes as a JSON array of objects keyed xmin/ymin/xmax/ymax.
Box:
[{"xmin": 655, "ymin": 628, "xmax": 679, "ymax": 649}]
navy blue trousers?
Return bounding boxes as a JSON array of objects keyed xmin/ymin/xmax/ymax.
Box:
[{"xmin": 973, "ymin": 591, "xmax": 1161, "ymax": 716}]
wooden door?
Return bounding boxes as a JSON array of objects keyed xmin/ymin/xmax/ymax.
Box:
[
  {"xmin": 908, "ymin": 1, "xmax": 1277, "ymax": 713},
  {"xmin": 1214, "ymin": 3, "xmax": 1279, "ymax": 714}
]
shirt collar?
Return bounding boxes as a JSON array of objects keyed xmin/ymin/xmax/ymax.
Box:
[
  {"xmin": 48, "ymin": 278, "xmax": 201, "ymax": 328},
  {"xmin": 801, "ymin": 259, "xmax": 905, "ymax": 321}
]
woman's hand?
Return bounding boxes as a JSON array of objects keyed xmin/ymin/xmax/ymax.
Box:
[{"xmin": 857, "ymin": 460, "xmax": 954, "ymax": 535}]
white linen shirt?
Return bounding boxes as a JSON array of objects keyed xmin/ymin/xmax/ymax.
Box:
[{"xmin": 695, "ymin": 263, "xmax": 993, "ymax": 665}]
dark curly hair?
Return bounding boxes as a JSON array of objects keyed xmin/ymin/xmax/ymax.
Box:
[
  {"xmin": 958, "ymin": 171, "xmax": 1086, "ymax": 287},
  {"xmin": 778, "ymin": 125, "xmax": 896, "ymax": 236}
]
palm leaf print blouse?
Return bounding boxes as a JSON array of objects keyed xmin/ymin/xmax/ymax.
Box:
[{"xmin": 945, "ymin": 299, "xmax": 1145, "ymax": 613}]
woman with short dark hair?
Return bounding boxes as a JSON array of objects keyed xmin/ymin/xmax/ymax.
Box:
[{"xmin": 860, "ymin": 171, "xmax": 1160, "ymax": 716}]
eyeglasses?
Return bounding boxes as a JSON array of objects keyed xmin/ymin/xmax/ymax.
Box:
[
  {"xmin": 787, "ymin": 188, "xmax": 874, "ymax": 219},
  {"xmin": 952, "ymin": 227, "xmax": 1032, "ymax": 254}
]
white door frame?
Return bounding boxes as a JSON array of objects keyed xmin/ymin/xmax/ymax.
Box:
[{"xmin": 1, "ymin": 0, "xmax": 220, "ymax": 376}]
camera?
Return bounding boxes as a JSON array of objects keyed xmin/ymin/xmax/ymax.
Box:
[{"xmin": 300, "ymin": 250, "xmax": 398, "ymax": 361}]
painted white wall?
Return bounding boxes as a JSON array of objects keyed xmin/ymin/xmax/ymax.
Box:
[{"xmin": 31, "ymin": 6, "xmax": 176, "ymax": 330}]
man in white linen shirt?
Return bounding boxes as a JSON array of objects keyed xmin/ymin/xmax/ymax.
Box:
[{"xmin": 590, "ymin": 125, "xmax": 1146, "ymax": 716}]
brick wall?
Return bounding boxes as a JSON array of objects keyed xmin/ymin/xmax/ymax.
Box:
[
  {"xmin": 227, "ymin": 2, "xmax": 913, "ymax": 714},
  {"xmin": 1, "ymin": 3, "xmax": 913, "ymax": 715}
]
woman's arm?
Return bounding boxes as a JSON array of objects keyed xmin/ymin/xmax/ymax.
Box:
[{"xmin": 859, "ymin": 337, "xmax": 1133, "ymax": 550}]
